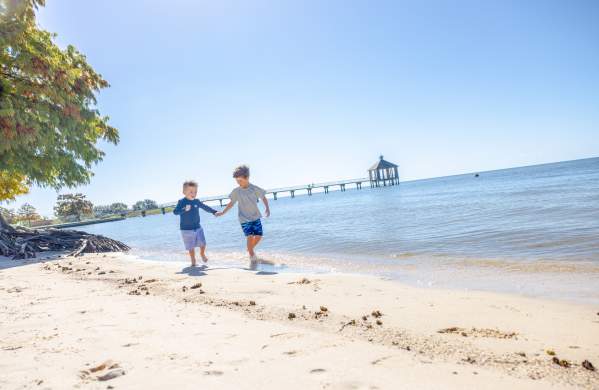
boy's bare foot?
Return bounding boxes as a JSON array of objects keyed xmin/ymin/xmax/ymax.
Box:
[{"xmin": 257, "ymin": 257, "xmax": 274, "ymax": 265}]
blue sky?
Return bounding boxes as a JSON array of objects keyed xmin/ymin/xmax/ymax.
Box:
[{"xmin": 10, "ymin": 0, "xmax": 599, "ymax": 216}]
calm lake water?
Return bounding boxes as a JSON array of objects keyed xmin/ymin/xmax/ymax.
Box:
[{"xmin": 83, "ymin": 157, "xmax": 599, "ymax": 304}]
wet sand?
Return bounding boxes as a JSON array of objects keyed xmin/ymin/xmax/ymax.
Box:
[{"xmin": 1, "ymin": 253, "xmax": 598, "ymax": 389}]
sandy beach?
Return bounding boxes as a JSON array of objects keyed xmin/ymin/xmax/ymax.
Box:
[{"xmin": 1, "ymin": 253, "xmax": 597, "ymax": 390}]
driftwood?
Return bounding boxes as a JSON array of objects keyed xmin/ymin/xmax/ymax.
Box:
[{"xmin": 0, "ymin": 226, "xmax": 130, "ymax": 260}]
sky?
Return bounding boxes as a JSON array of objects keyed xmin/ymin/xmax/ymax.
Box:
[{"xmin": 8, "ymin": 0, "xmax": 599, "ymax": 216}]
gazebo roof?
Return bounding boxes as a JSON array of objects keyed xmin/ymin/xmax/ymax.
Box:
[{"xmin": 369, "ymin": 155, "xmax": 398, "ymax": 171}]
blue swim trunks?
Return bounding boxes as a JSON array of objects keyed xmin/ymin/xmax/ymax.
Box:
[
  {"xmin": 241, "ymin": 219, "xmax": 263, "ymax": 237},
  {"xmin": 180, "ymin": 227, "xmax": 206, "ymax": 250}
]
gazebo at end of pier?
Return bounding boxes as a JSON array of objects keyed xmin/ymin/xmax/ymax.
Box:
[{"xmin": 368, "ymin": 155, "xmax": 399, "ymax": 187}]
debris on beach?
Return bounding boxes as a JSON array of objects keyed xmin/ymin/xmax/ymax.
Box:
[
  {"xmin": 552, "ymin": 357, "xmax": 570, "ymax": 368},
  {"xmin": 145, "ymin": 279, "xmax": 158, "ymax": 283},
  {"xmin": 376, "ymin": 319, "xmax": 383, "ymax": 326},
  {"xmin": 190, "ymin": 283, "xmax": 202, "ymax": 289},
  {"xmin": 546, "ymin": 349, "xmax": 556, "ymax": 356},
  {"xmin": 288, "ymin": 312, "xmax": 296, "ymax": 319},
  {"xmin": 582, "ymin": 360, "xmax": 595, "ymax": 371},
  {"xmin": 97, "ymin": 369, "xmax": 126, "ymax": 381},
  {"xmin": 371, "ymin": 310, "xmax": 383, "ymax": 318},
  {"xmin": 339, "ymin": 319, "xmax": 356, "ymax": 331},
  {"xmin": 80, "ymin": 361, "xmax": 125, "ymax": 382},
  {"xmin": 0, "ymin": 226, "xmax": 130, "ymax": 260},
  {"xmin": 289, "ymin": 278, "xmax": 311, "ymax": 285},
  {"xmin": 437, "ymin": 327, "xmax": 516, "ymax": 339},
  {"xmin": 319, "ymin": 306, "xmax": 328, "ymax": 312},
  {"xmin": 89, "ymin": 360, "xmax": 116, "ymax": 373},
  {"xmin": 249, "ymin": 300, "xmax": 256, "ymax": 306},
  {"xmin": 362, "ymin": 315, "xmax": 368, "ymax": 321},
  {"xmin": 182, "ymin": 286, "xmax": 188, "ymax": 292}
]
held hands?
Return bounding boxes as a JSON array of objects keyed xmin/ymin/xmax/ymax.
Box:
[{"xmin": 214, "ymin": 211, "xmax": 224, "ymax": 217}]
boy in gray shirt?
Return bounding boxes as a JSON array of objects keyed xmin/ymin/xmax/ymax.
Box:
[{"xmin": 216, "ymin": 165, "xmax": 271, "ymax": 268}]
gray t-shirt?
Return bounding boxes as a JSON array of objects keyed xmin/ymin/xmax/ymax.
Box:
[{"xmin": 229, "ymin": 184, "xmax": 266, "ymax": 223}]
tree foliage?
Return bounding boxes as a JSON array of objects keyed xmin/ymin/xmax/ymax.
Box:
[
  {"xmin": 0, "ymin": 171, "xmax": 28, "ymax": 200},
  {"xmin": 93, "ymin": 202, "xmax": 128, "ymax": 217},
  {"xmin": 109, "ymin": 202, "xmax": 128, "ymax": 212},
  {"xmin": 0, "ymin": 205, "xmax": 16, "ymax": 223},
  {"xmin": 0, "ymin": 0, "xmax": 119, "ymax": 203},
  {"xmin": 54, "ymin": 193, "xmax": 93, "ymax": 221},
  {"xmin": 133, "ymin": 199, "xmax": 158, "ymax": 211},
  {"xmin": 16, "ymin": 202, "xmax": 40, "ymax": 225}
]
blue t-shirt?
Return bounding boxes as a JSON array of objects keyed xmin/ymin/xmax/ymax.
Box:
[{"xmin": 173, "ymin": 198, "xmax": 217, "ymax": 230}]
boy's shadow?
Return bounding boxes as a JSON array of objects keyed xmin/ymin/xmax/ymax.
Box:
[
  {"xmin": 177, "ymin": 265, "xmax": 208, "ymax": 277},
  {"xmin": 177, "ymin": 264, "xmax": 279, "ymax": 277}
]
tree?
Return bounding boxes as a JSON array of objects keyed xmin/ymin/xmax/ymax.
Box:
[
  {"xmin": 133, "ymin": 199, "xmax": 158, "ymax": 211},
  {"xmin": 92, "ymin": 204, "xmax": 112, "ymax": 217},
  {"xmin": 16, "ymin": 203, "xmax": 40, "ymax": 226},
  {"xmin": 109, "ymin": 202, "xmax": 128, "ymax": 213},
  {"xmin": 0, "ymin": 0, "xmax": 119, "ymax": 229},
  {"xmin": 0, "ymin": 206, "xmax": 16, "ymax": 224},
  {"xmin": 93, "ymin": 202, "xmax": 128, "ymax": 217},
  {"xmin": 54, "ymin": 193, "xmax": 93, "ymax": 221}
]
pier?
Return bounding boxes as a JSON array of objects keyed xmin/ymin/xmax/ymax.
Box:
[
  {"xmin": 155, "ymin": 155, "xmax": 400, "ymax": 214},
  {"xmin": 159, "ymin": 178, "xmax": 371, "ymax": 211}
]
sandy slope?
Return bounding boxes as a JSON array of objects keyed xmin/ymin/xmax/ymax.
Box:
[{"xmin": 1, "ymin": 253, "xmax": 598, "ymax": 389}]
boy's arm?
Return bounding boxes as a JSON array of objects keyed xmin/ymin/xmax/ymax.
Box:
[
  {"xmin": 261, "ymin": 195, "xmax": 270, "ymax": 217},
  {"xmin": 198, "ymin": 200, "xmax": 218, "ymax": 215},
  {"xmin": 215, "ymin": 200, "xmax": 235, "ymax": 216},
  {"xmin": 172, "ymin": 200, "xmax": 184, "ymax": 215}
]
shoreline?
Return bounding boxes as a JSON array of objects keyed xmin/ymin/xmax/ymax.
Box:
[
  {"xmin": 104, "ymin": 249, "xmax": 599, "ymax": 306},
  {"xmin": 1, "ymin": 252, "xmax": 598, "ymax": 389}
]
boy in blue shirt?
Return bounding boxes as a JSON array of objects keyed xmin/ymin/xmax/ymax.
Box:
[{"xmin": 173, "ymin": 181, "xmax": 218, "ymax": 266}]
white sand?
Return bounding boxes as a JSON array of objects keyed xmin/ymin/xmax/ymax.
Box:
[{"xmin": 1, "ymin": 253, "xmax": 598, "ymax": 389}]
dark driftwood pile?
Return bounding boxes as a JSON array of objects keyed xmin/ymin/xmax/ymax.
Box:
[{"xmin": 0, "ymin": 226, "xmax": 130, "ymax": 260}]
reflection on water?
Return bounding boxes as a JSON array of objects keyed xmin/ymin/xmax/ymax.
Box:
[{"xmin": 83, "ymin": 157, "xmax": 599, "ymax": 303}]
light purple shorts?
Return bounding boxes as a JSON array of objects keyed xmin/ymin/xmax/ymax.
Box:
[{"xmin": 180, "ymin": 228, "xmax": 206, "ymax": 250}]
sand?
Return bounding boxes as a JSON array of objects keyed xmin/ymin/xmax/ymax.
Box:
[{"xmin": 1, "ymin": 253, "xmax": 598, "ymax": 389}]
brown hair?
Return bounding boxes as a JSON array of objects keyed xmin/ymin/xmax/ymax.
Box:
[
  {"xmin": 232, "ymin": 165, "xmax": 250, "ymax": 178},
  {"xmin": 183, "ymin": 180, "xmax": 198, "ymax": 189}
]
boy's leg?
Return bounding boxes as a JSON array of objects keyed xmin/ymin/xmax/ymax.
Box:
[
  {"xmin": 181, "ymin": 230, "xmax": 197, "ymax": 266},
  {"xmin": 253, "ymin": 235, "xmax": 262, "ymax": 247},
  {"xmin": 246, "ymin": 236, "xmax": 256, "ymax": 257},
  {"xmin": 188, "ymin": 249, "xmax": 196, "ymax": 266},
  {"xmin": 247, "ymin": 235, "xmax": 266, "ymax": 259},
  {"xmin": 199, "ymin": 245, "xmax": 208, "ymax": 262},
  {"xmin": 196, "ymin": 228, "xmax": 208, "ymax": 262}
]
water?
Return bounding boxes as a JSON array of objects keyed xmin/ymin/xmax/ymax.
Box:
[{"xmin": 83, "ymin": 157, "xmax": 599, "ymax": 304}]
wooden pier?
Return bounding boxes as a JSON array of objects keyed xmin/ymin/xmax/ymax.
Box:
[
  {"xmin": 153, "ymin": 155, "xmax": 400, "ymax": 215},
  {"xmin": 159, "ymin": 177, "xmax": 373, "ymax": 211}
]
